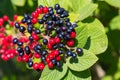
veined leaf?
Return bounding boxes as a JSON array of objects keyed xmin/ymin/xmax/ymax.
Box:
[
  {"xmin": 39, "ymin": 64, "xmax": 68, "ymax": 80},
  {"xmin": 75, "ymin": 22, "xmax": 89, "ymax": 48},
  {"xmin": 63, "ymin": 69, "xmax": 91, "ymax": 80},
  {"xmin": 66, "ymin": 49, "xmax": 98, "ymax": 71},
  {"xmin": 83, "ymin": 18, "xmax": 108, "ymax": 54}
]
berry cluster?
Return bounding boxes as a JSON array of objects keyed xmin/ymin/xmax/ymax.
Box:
[
  {"xmin": 0, "ymin": 4, "xmax": 83, "ymax": 71},
  {"xmin": 0, "ymin": 15, "xmax": 18, "ymax": 61}
]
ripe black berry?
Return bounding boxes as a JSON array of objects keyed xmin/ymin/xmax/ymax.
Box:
[
  {"xmin": 42, "ymin": 50, "xmax": 48, "ymax": 56},
  {"xmin": 43, "ymin": 39, "xmax": 48, "ymax": 45},
  {"xmin": 17, "ymin": 47, "xmax": 23, "ymax": 53},
  {"xmin": 51, "ymin": 59, "xmax": 56, "ymax": 64},
  {"xmin": 76, "ymin": 48, "xmax": 83, "ymax": 54},
  {"xmin": 59, "ymin": 43, "xmax": 64, "ymax": 48},
  {"xmin": 67, "ymin": 51, "xmax": 72, "ymax": 56},
  {"xmin": 28, "ymin": 61, "xmax": 33, "ymax": 67},
  {"xmin": 13, "ymin": 38, "xmax": 18, "ymax": 44},
  {"xmin": 19, "ymin": 26, "xmax": 26, "ymax": 33},
  {"xmin": 41, "ymin": 56, "xmax": 46, "ymax": 62},
  {"xmin": 25, "ymin": 46, "xmax": 31, "ymax": 55},
  {"xmin": 19, "ymin": 52, "xmax": 24, "ymax": 57},
  {"xmin": 15, "ymin": 22, "xmax": 20, "ymax": 28},
  {"xmin": 56, "ymin": 61, "xmax": 61, "ymax": 67},
  {"xmin": 17, "ymin": 42, "xmax": 23, "ymax": 46},
  {"xmin": 35, "ymin": 29, "xmax": 41, "ymax": 34},
  {"xmin": 21, "ymin": 18, "xmax": 26, "ymax": 23},
  {"xmin": 24, "ymin": 14, "xmax": 29, "ymax": 20},
  {"xmin": 72, "ymin": 53, "xmax": 77, "ymax": 58},
  {"xmin": 54, "ymin": 4, "xmax": 60, "ymax": 10},
  {"xmin": 47, "ymin": 20, "xmax": 53, "ymax": 25},
  {"xmin": 29, "ymin": 36, "xmax": 33, "ymax": 41},
  {"xmin": 38, "ymin": 19, "xmax": 44, "ymax": 24}
]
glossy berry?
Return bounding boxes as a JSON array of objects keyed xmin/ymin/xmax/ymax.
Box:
[
  {"xmin": 28, "ymin": 61, "xmax": 33, "ymax": 67},
  {"xmin": 17, "ymin": 42, "xmax": 23, "ymax": 46},
  {"xmin": 70, "ymin": 31, "xmax": 76, "ymax": 38},
  {"xmin": 67, "ymin": 51, "xmax": 72, "ymax": 56},
  {"xmin": 13, "ymin": 38, "xmax": 18, "ymax": 44},
  {"xmin": 19, "ymin": 26, "xmax": 26, "ymax": 33},
  {"xmin": 33, "ymin": 63, "xmax": 39, "ymax": 70},
  {"xmin": 35, "ymin": 29, "xmax": 41, "ymax": 34},
  {"xmin": 3, "ymin": 15, "xmax": 9, "ymax": 21},
  {"xmin": 43, "ymin": 39, "xmax": 48, "ymax": 45},
  {"xmin": 54, "ymin": 4, "xmax": 60, "ymax": 10},
  {"xmin": 31, "ymin": 18, "xmax": 38, "ymax": 24},
  {"xmin": 22, "ymin": 55, "xmax": 29, "ymax": 62},
  {"xmin": 29, "ymin": 36, "xmax": 33, "ymax": 41},
  {"xmin": 76, "ymin": 48, "xmax": 83, "ymax": 54},
  {"xmin": 25, "ymin": 46, "xmax": 30, "ymax": 55},
  {"xmin": 39, "ymin": 63, "xmax": 45, "ymax": 70},
  {"xmin": 15, "ymin": 22, "xmax": 20, "ymax": 28},
  {"xmin": 17, "ymin": 47, "xmax": 23, "ymax": 53},
  {"xmin": 48, "ymin": 61, "xmax": 54, "ymax": 68},
  {"xmin": 51, "ymin": 59, "xmax": 56, "ymax": 64},
  {"xmin": 42, "ymin": 50, "xmax": 48, "ymax": 56},
  {"xmin": 56, "ymin": 61, "xmax": 61, "ymax": 67},
  {"xmin": 72, "ymin": 53, "xmax": 77, "ymax": 58},
  {"xmin": 67, "ymin": 40, "xmax": 74, "ymax": 47},
  {"xmin": 38, "ymin": 19, "xmax": 44, "ymax": 24},
  {"xmin": 43, "ymin": 6, "xmax": 48, "ymax": 13}
]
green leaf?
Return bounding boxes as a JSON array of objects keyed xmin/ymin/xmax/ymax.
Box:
[
  {"xmin": 39, "ymin": 64, "xmax": 68, "ymax": 80},
  {"xmin": 69, "ymin": 13, "xmax": 80, "ymax": 22},
  {"xmin": 38, "ymin": 0, "xmax": 70, "ymax": 10},
  {"xmin": 105, "ymin": 0, "xmax": 120, "ymax": 8},
  {"xmin": 63, "ymin": 69, "xmax": 91, "ymax": 80},
  {"xmin": 69, "ymin": 0, "xmax": 91, "ymax": 13},
  {"xmin": 110, "ymin": 15, "xmax": 120, "ymax": 30},
  {"xmin": 83, "ymin": 18, "xmax": 108, "ymax": 54},
  {"xmin": 76, "ymin": 3, "xmax": 98, "ymax": 21},
  {"xmin": 66, "ymin": 49, "xmax": 98, "ymax": 71},
  {"xmin": 11, "ymin": 0, "xmax": 26, "ymax": 6},
  {"xmin": 75, "ymin": 22, "xmax": 89, "ymax": 48}
]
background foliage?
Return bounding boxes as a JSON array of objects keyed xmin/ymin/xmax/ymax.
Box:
[{"xmin": 0, "ymin": 0, "xmax": 120, "ymax": 80}]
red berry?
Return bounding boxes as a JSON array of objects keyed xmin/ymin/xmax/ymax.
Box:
[
  {"xmin": 34, "ymin": 53, "xmax": 41, "ymax": 58},
  {"xmin": 48, "ymin": 54, "xmax": 54, "ymax": 60},
  {"xmin": 52, "ymin": 50, "xmax": 59, "ymax": 56},
  {"xmin": 31, "ymin": 18, "xmax": 38, "ymax": 24},
  {"xmin": 43, "ymin": 6, "xmax": 48, "ymax": 13},
  {"xmin": 9, "ymin": 21, "xmax": 14, "ymax": 27},
  {"xmin": 32, "ymin": 33, "xmax": 39, "ymax": 41},
  {"xmin": 36, "ymin": 8, "xmax": 43, "ymax": 14},
  {"xmin": 32, "ymin": 12, "xmax": 39, "ymax": 18},
  {"xmin": 14, "ymin": 14, "xmax": 18, "ymax": 20},
  {"xmin": 33, "ymin": 63, "xmax": 39, "ymax": 70},
  {"xmin": 22, "ymin": 55, "xmax": 29, "ymax": 62},
  {"xmin": 17, "ymin": 56, "xmax": 22, "ymax": 62},
  {"xmin": 56, "ymin": 55, "xmax": 61, "ymax": 61},
  {"xmin": 55, "ymin": 37, "xmax": 61, "ymax": 43},
  {"xmin": 49, "ymin": 38, "xmax": 55, "ymax": 45},
  {"xmin": 0, "ymin": 18, "xmax": 4, "ymax": 24},
  {"xmin": 70, "ymin": 31, "xmax": 76, "ymax": 38},
  {"xmin": 48, "ymin": 61, "xmax": 54, "ymax": 68},
  {"xmin": 3, "ymin": 15, "xmax": 9, "ymax": 21},
  {"xmin": 67, "ymin": 40, "xmax": 75, "ymax": 47},
  {"xmin": 0, "ymin": 22, "xmax": 3, "ymax": 26},
  {"xmin": 47, "ymin": 43, "xmax": 52, "ymax": 50},
  {"xmin": 39, "ymin": 63, "xmax": 45, "ymax": 70},
  {"xmin": 46, "ymin": 57, "xmax": 50, "ymax": 63}
]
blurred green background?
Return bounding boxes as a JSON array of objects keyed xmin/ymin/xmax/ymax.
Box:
[{"xmin": 0, "ymin": 0, "xmax": 120, "ymax": 80}]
